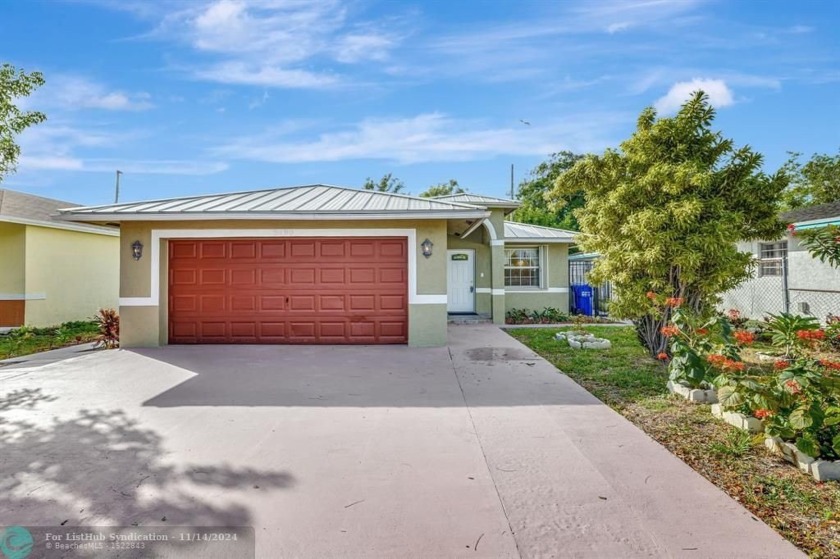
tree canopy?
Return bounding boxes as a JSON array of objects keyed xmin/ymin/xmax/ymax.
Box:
[
  {"xmin": 362, "ymin": 173, "xmax": 405, "ymax": 193},
  {"xmin": 419, "ymin": 179, "xmax": 464, "ymax": 198},
  {"xmin": 1, "ymin": 63, "xmax": 46, "ymax": 182},
  {"xmin": 781, "ymin": 150, "xmax": 840, "ymax": 209},
  {"xmin": 510, "ymin": 151, "xmax": 584, "ymax": 230},
  {"xmin": 550, "ymin": 91, "xmax": 787, "ymax": 355}
]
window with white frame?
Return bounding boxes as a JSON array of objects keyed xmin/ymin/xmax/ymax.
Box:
[
  {"xmin": 758, "ymin": 241, "xmax": 787, "ymax": 277},
  {"xmin": 505, "ymin": 247, "xmax": 542, "ymax": 287}
]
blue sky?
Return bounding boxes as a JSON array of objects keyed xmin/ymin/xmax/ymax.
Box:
[{"xmin": 2, "ymin": 0, "xmax": 839, "ymax": 205}]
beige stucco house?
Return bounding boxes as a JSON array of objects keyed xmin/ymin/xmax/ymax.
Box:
[
  {"xmin": 60, "ymin": 185, "xmax": 575, "ymax": 347},
  {"xmin": 0, "ymin": 189, "xmax": 119, "ymax": 327}
]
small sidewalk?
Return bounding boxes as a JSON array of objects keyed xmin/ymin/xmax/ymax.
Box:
[
  {"xmin": 449, "ymin": 324, "xmax": 803, "ymax": 558},
  {"xmin": 0, "ymin": 342, "xmax": 99, "ymax": 370}
]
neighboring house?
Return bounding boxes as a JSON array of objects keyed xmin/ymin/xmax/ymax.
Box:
[
  {"xmin": 0, "ymin": 189, "xmax": 119, "ymax": 327},
  {"xmin": 721, "ymin": 201, "xmax": 840, "ymax": 321},
  {"xmin": 60, "ymin": 185, "xmax": 575, "ymax": 347}
]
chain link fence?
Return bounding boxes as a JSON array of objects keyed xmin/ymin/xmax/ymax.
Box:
[
  {"xmin": 569, "ymin": 259, "xmax": 613, "ymax": 317},
  {"xmin": 720, "ymin": 257, "xmax": 840, "ymax": 323}
]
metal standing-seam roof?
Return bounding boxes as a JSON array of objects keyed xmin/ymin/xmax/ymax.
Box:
[
  {"xmin": 59, "ymin": 184, "xmax": 491, "ymax": 222},
  {"xmin": 504, "ymin": 221, "xmax": 576, "ymax": 243},
  {"xmin": 781, "ymin": 201, "xmax": 840, "ymax": 227},
  {"xmin": 433, "ymin": 193, "xmax": 520, "ymax": 209}
]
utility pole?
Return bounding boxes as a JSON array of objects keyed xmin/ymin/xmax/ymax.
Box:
[
  {"xmin": 510, "ymin": 163, "xmax": 514, "ymax": 198},
  {"xmin": 114, "ymin": 170, "xmax": 122, "ymax": 203}
]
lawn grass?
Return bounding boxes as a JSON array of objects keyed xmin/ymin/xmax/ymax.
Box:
[
  {"xmin": 0, "ymin": 321, "xmax": 99, "ymax": 359},
  {"xmin": 509, "ymin": 325, "xmax": 840, "ymax": 558}
]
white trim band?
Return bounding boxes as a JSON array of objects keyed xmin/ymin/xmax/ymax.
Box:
[
  {"xmin": 505, "ymin": 287, "xmax": 569, "ymax": 294},
  {"xmin": 120, "ymin": 228, "xmax": 433, "ymax": 307},
  {"xmin": 0, "ymin": 292, "xmax": 46, "ymax": 300}
]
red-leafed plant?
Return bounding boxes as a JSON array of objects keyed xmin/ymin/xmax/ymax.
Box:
[{"xmin": 94, "ymin": 308, "xmax": 119, "ymax": 349}]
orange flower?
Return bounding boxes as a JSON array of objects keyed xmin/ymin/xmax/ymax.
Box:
[
  {"xmin": 754, "ymin": 409, "xmax": 773, "ymax": 419},
  {"xmin": 657, "ymin": 352, "xmax": 669, "ymax": 360},
  {"xmin": 707, "ymin": 354, "xmax": 727, "ymax": 367},
  {"xmin": 696, "ymin": 328, "xmax": 709, "ymax": 336},
  {"xmin": 784, "ymin": 379, "xmax": 802, "ymax": 394},
  {"xmin": 787, "ymin": 223, "xmax": 796, "ymax": 235},
  {"xmin": 796, "ymin": 329, "xmax": 826, "ymax": 341},
  {"xmin": 665, "ymin": 297, "xmax": 684, "ymax": 308},
  {"xmin": 818, "ymin": 359, "xmax": 840, "ymax": 371},
  {"xmin": 733, "ymin": 330, "xmax": 755, "ymax": 345},
  {"xmin": 660, "ymin": 325, "xmax": 680, "ymax": 337},
  {"xmin": 723, "ymin": 360, "xmax": 746, "ymax": 372},
  {"xmin": 646, "ymin": 291, "xmax": 657, "ymax": 300},
  {"xmin": 773, "ymin": 360, "xmax": 789, "ymax": 370},
  {"xmin": 706, "ymin": 354, "xmax": 745, "ymax": 372}
]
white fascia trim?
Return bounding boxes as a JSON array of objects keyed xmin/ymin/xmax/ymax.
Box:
[
  {"xmin": 504, "ymin": 287, "xmax": 569, "ymax": 293},
  {"xmin": 118, "ymin": 228, "xmax": 446, "ymax": 307},
  {"xmin": 0, "ymin": 292, "xmax": 46, "ymax": 300},
  {"xmin": 490, "ymin": 240, "xmax": 505, "ymax": 246},
  {"xmin": 0, "ymin": 216, "xmax": 119, "ymax": 237},
  {"xmin": 475, "ymin": 288, "xmax": 505, "ymax": 295},
  {"xmin": 65, "ymin": 211, "xmax": 489, "ymax": 222},
  {"xmin": 504, "ymin": 238, "xmax": 574, "ymax": 244}
]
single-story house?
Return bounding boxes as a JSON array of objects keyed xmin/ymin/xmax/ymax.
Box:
[
  {"xmin": 0, "ymin": 189, "xmax": 119, "ymax": 327},
  {"xmin": 721, "ymin": 201, "xmax": 840, "ymax": 321},
  {"xmin": 59, "ymin": 185, "xmax": 576, "ymax": 347}
]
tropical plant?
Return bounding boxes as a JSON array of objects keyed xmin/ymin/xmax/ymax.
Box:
[
  {"xmin": 765, "ymin": 313, "xmax": 821, "ymax": 358},
  {"xmin": 94, "ymin": 308, "xmax": 120, "ymax": 349},
  {"xmin": 362, "ymin": 173, "xmax": 406, "ymax": 193},
  {"xmin": 666, "ymin": 308, "xmax": 740, "ymax": 389},
  {"xmin": 792, "ymin": 224, "xmax": 840, "ymax": 268},
  {"xmin": 419, "ymin": 179, "xmax": 464, "ymax": 198},
  {"xmin": 781, "ymin": 149, "xmax": 840, "ymax": 209},
  {"xmin": 549, "ymin": 91, "xmax": 787, "ymax": 357}
]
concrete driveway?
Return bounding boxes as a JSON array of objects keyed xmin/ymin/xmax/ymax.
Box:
[{"xmin": 0, "ymin": 325, "xmax": 801, "ymax": 558}]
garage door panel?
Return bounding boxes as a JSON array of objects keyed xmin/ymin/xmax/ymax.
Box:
[{"xmin": 169, "ymin": 238, "xmax": 407, "ymax": 344}]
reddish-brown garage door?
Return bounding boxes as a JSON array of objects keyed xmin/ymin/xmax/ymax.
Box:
[{"xmin": 168, "ymin": 238, "xmax": 408, "ymax": 344}]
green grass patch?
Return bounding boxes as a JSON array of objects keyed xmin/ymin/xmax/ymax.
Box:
[
  {"xmin": 0, "ymin": 321, "xmax": 99, "ymax": 359},
  {"xmin": 509, "ymin": 325, "xmax": 840, "ymax": 558}
]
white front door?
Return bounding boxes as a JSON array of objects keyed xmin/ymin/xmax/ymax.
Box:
[{"xmin": 447, "ymin": 250, "xmax": 475, "ymax": 313}]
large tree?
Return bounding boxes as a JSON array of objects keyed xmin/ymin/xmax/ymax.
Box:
[
  {"xmin": 1, "ymin": 63, "xmax": 46, "ymax": 181},
  {"xmin": 781, "ymin": 150, "xmax": 840, "ymax": 209},
  {"xmin": 362, "ymin": 173, "xmax": 405, "ymax": 194},
  {"xmin": 419, "ymin": 179, "xmax": 464, "ymax": 198},
  {"xmin": 510, "ymin": 151, "xmax": 584, "ymax": 230},
  {"xmin": 550, "ymin": 92, "xmax": 787, "ymax": 356}
]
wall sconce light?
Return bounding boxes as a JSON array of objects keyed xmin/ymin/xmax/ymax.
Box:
[
  {"xmin": 421, "ymin": 238, "xmax": 434, "ymax": 259},
  {"xmin": 131, "ymin": 240, "xmax": 144, "ymax": 261}
]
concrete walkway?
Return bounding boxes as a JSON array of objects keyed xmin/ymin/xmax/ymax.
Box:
[{"xmin": 0, "ymin": 325, "xmax": 801, "ymax": 558}]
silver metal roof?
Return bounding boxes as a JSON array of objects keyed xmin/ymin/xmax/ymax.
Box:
[
  {"xmin": 60, "ymin": 184, "xmax": 490, "ymax": 222},
  {"xmin": 434, "ymin": 193, "xmax": 520, "ymax": 208},
  {"xmin": 504, "ymin": 221, "xmax": 576, "ymax": 243}
]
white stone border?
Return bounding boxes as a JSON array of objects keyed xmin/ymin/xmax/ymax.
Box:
[
  {"xmin": 764, "ymin": 437, "xmax": 840, "ymax": 482},
  {"xmin": 666, "ymin": 380, "xmax": 718, "ymax": 403},
  {"xmin": 710, "ymin": 404, "xmax": 764, "ymax": 433},
  {"xmin": 119, "ymin": 228, "xmax": 447, "ymax": 307}
]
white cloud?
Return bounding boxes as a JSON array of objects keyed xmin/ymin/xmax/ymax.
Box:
[
  {"xmin": 150, "ymin": 0, "xmax": 401, "ymax": 88},
  {"xmin": 24, "ymin": 75, "xmax": 153, "ymax": 111},
  {"xmin": 212, "ymin": 112, "xmax": 628, "ymax": 164},
  {"xmin": 654, "ymin": 78, "xmax": 735, "ymax": 113}
]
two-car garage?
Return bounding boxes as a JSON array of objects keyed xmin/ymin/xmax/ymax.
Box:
[{"xmin": 168, "ymin": 237, "xmax": 409, "ymax": 344}]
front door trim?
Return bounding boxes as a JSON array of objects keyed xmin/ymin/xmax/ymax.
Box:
[{"xmin": 447, "ymin": 249, "xmax": 475, "ymax": 313}]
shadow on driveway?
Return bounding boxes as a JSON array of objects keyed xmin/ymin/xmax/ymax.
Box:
[{"xmin": 0, "ymin": 388, "xmax": 294, "ymax": 529}]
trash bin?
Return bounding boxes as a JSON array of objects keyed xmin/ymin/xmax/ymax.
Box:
[{"xmin": 571, "ymin": 285, "xmax": 594, "ymax": 316}]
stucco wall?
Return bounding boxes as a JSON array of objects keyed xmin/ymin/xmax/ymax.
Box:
[
  {"xmin": 504, "ymin": 243, "xmax": 570, "ymax": 314},
  {"xmin": 118, "ymin": 219, "xmax": 449, "ymax": 347},
  {"xmin": 721, "ymin": 236, "xmax": 840, "ymax": 321},
  {"xmin": 0, "ymin": 222, "xmax": 25, "ymax": 295},
  {"xmin": 23, "ymin": 225, "xmax": 119, "ymax": 327}
]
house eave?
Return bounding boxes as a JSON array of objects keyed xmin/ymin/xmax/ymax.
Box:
[
  {"xmin": 58, "ymin": 210, "xmax": 491, "ymax": 223},
  {"xmin": 0, "ymin": 216, "xmax": 119, "ymax": 236}
]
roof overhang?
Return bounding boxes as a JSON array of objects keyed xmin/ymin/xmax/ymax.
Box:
[
  {"xmin": 505, "ymin": 238, "xmax": 575, "ymax": 244},
  {"xmin": 59, "ymin": 210, "xmax": 491, "ymax": 224},
  {"xmin": 0, "ymin": 215, "xmax": 119, "ymax": 236}
]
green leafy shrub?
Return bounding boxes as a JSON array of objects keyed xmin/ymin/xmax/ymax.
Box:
[
  {"xmin": 765, "ymin": 313, "xmax": 821, "ymax": 358},
  {"xmin": 665, "ymin": 309, "xmax": 741, "ymax": 389},
  {"xmin": 505, "ymin": 307, "xmax": 568, "ymax": 325}
]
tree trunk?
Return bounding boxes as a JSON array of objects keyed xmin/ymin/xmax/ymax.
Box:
[{"xmin": 635, "ymin": 314, "xmax": 670, "ymax": 358}]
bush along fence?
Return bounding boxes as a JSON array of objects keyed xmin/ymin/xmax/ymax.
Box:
[{"xmin": 661, "ymin": 304, "xmax": 840, "ymax": 481}]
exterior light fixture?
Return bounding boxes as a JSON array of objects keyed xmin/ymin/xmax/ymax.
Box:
[
  {"xmin": 421, "ymin": 238, "xmax": 434, "ymax": 258},
  {"xmin": 131, "ymin": 240, "xmax": 144, "ymax": 261}
]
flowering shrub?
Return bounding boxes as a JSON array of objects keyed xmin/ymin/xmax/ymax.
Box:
[
  {"xmin": 766, "ymin": 313, "xmax": 821, "ymax": 358},
  {"xmin": 665, "ymin": 309, "xmax": 740, "ymax": 389}
]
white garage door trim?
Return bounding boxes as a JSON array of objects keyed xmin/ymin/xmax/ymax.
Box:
[{"xmin": 120, "ymin": 228, "xmax": 446, "ymax": 307}]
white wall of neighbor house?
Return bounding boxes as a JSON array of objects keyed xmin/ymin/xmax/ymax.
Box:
[{"xmin": 721, "ymin": 237, "xmax": 840, "ymax": 322}]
